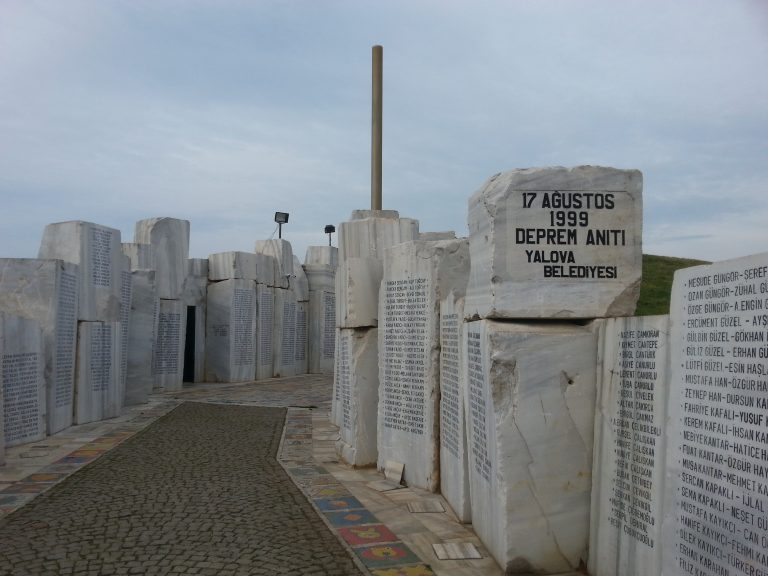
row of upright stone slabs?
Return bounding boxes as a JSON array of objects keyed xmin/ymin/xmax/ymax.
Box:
[
  {"xmin": 304, "ymin": 246, "xmax": 337, "ymax": 375},
  {"xmin": 462, "ymin": 166, "xmax": 643, "ymax": 574},
  {"xmin": 333, "ymin": 210, "xmax": 419, "ymax": 467}
]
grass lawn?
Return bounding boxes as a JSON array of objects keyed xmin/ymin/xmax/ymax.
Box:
[{"xmin": 635, "ymin": 254, "xmax": 710, "ymax": 316}]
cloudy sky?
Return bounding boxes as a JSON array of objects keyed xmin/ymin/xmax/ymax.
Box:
[{"xmin": 1, "ymin": 0, "xmax": 766, "ymax": 263}]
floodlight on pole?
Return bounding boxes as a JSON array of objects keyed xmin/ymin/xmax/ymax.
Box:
[
  {"xmin": 324, "ymin": 224, "xmax": 336, "ymax": 246},
  {"xmin": 274, "ymin": 212, "xmax": 289, "ymax": 239}
]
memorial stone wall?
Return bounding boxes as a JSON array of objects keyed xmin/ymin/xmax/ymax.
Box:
[
  {"xmin": 1, "ymin": 313, "xmax": 46, "ymax": 448},
  {"xmin": 256, "ymin": 283, "xmax": 274, "ymax": 381},
  {"xmin": 590, "ymin": 315, "xmax": 669, "ymax": 576},
  {"xmin": 254, "ymin": 239, "xmax": 293, "ymax": 289},
  {"xmin": 118, "ymin": 254, "xmax": 132, "ymax": 397},
  {"xmin": 121, "ymin": 243, "xmax": 155, "ymax": 270},
  {"xmin": 152, "ymin": 299, "xmax": 186, "ymax": 391},
  {"xmin": 74, "ymin": 321, "xmax": 121, "ymax": 424},
  {"xmin": 305, "ymin": 246, "xmax": 337, "ymax": 375},
  {"xmin": 134, "ymin": 218, "xmax": 189, "ymax": 300},
  {"xmin": 0, "ymin": 258, "xmax": 79, "ymax": 434},
  {"xmin": 273, "ymin": 287, "xmax": 297, "ymax": 378},
  {"xmin": 293, "ymin": 256, "xmax": 309, "ymax": 375},
  {"xmin": 182, "ymin": 258, "xmax": 208, "ymax": 384},
  {"xmin": 205, "ymin": 279, "xmax": 257, "ymax": 383},
  {"xmin": 125, "ymin": 270, "xmax": 158, "ymax": 405}
]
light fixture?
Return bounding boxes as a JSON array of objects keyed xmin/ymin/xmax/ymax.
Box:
[
  {"xmin": 274, "ymin": 212, "xmax": 289, "ymax": 238},
  {"xmin": 324, "ymin": 224, "xmax": 336, "ymax": 246}
]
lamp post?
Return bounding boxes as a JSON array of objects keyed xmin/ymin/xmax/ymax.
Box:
[
  {"xmin": 274, "ymin": 212, "xmax": 289, "ymax": 239},
  {"xmin": 324, "ymin": 224, "xmax": 335, "ymax": 246}
]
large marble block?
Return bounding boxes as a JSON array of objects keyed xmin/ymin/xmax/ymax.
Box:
[
  {"xmin": 464, "ymin": 320, "xmax": 597, "ymax": 574},
  {"xmin": 273, "ymin": 288, "xmax": 297, "ymax": 378},
  {"xmin": 439, "ymin": 292, "xmax": 471, "ymax": 522},
  {"xmin": 121, "ymin": 243, "xmax": 155, "ymax": 270},
  {"xmin": 0, "ymin": 258, "xmax": 78, "ymax": 434},
  {"xmin": 134, "ymin": 217, "xmax": 190, "ymax": 299},
  {"xmin": 39, "ymin": 220, "xmax": 122, "ymax": 321},
  {"xmin": 292, "ymin": 256, "xmax": 309, "ymax": 302},
  {"xmin": 254, "ymin": 239, "xmax": 293, "ymax": 289},
  {"xmin": 338, "ymin": 210, "xmax": 419, "ymax": 261},
  {"xmin": 118, "ymin": 254, "xmax": 132, "ymax": 398},
  {"xmin": 336, "ymin": 257, "xmax": 383, "ymax": 329},
  {"xmin": 182, "ymin": 259, "xmax": 208, "ymax": 384},
  {"xmin": 465, "ymin": 166, "xmax": 643, "ymax": 319},
  {"xmin": 255, "ymin": 284, "xmax": 274, "ymax": 380},
  {"xmin": 152, "ymin": 299, "xmax": 186, "ymax": 391},
  {"xmin": 75, "ymin": 321, "xmax": 122, "ymax": 424},
  {"xmin": 205, "ymin": 280, "xmax": 257, "ymax": 383},
  {"xmin": 125, "ymin": 270, "xmax": 158, "ymax": 405},
  {"xmin": 208, "ymin": 251, "xmax": 259, "ymax": 281},
  {"xmin": 308, "ymin": 288, "xmax": 336, "ymax": 374},
  {"xmin": 377, "ymin": 239, "xmax": 470, "ymax": 491},
  {"xmin": 295, "ymin": 300, "xmax": 308, "ymax": 375},
  {"xmin": 305, "ymin": 245, "xmax": 338, "ymax": 269},
  {"xmin": 662, "ymin": 253, "xmax": 768, "ymax": 576},
  {"xmin": 334, "ymin": 327, "xmax": 379, "ymax": 466},
  {"xmin": 590, "ymin": 315, "xmax": 669, "ymax": 576},
  {"xmin": 1, "ymin": 313, "xmax": 46, "ymax": 448}
]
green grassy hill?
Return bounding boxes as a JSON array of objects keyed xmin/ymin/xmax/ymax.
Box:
[{"xmin": 635, "ymin": 254, "xmax": 710, "ymax": 316}]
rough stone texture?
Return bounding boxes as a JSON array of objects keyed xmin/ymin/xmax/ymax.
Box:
[
  {"xmin": 336, "ymin": 257, "xmax": 383, "ymax": 329},
  {"xmin": 465, "ymin": 166, "xmax": 643, "ymax": 319},
  {"xmin": 121, "ymin": 242, "xmax": 156, "ymax": 270},
  {"xmin": 295, "ymin": 300, "xmax": 308, "ymax": 376},
  {"xmin": 254, "ymin": 239, "xmax": 293, "ymax": 289},
  {"xmin": 292, "ymin": 256, "xmax": 309, "ymax": 302},
  {"xmin": 663, "ymin": 253, "xmax": 768, "ymax": 576},
  {"xmin": 464, "ymin": 319, "xmax": 597, "ymax": 574},
  {"xmin": 338, "ymin": 210, "xmax": 419, "ymax": 261},
  {"xmin": 205, "ymin": 279, "xmax": 257, "ymax": 383},
  {"xmin": 0, "ymin": 402, "xmax": 363, "ymax": 576},
  {"xmin": 125, "ymin": 270, "xmax": 158, "ymax": 405},
  {"xmin": 376, "ymin": 239, "xmax": 470, "ymax": 492},
  {"xmin": 0, "ymin": 313, "xmax": 45, "ymax": 449},
  {"xmin": 183, "ymin": 258, "xmax": 208, "ymax": 384},
  {"xmin": 305, "ymin": 245, "xmax": 338, "ymax": 269},
  {"xmin": 589, "ymin": 315, "xmax": 668, "ymax": 576},
  {"xmin": 134, "ymin": 217, "xmax": 190, "ymax": 300},
  {"xmin": 307, "ymin": 286, "xmax": 336, "ymax": 375},
  {"xmin": 152, "ymin": 300, "xmax": 186, "ymax": 392},
  {"xmin": 439, "ymin": 292, "xmax": 471, "ymax": 522},
  {"xmin": 38, "ymin": 220, "xmax": 123, "ymax": 322},
  {"xmin": 334, "ymin": 327, "xmax": 379, "ymax": 466},
  {"xmin": 420, "ymin": 231, "xmax": 456, "ymax": 241},
  {"xmin": 0, "ymin": 258, "xmax": 78, "ymax": 434},
  {"xmin": 118, "ymin": 254, "xmax": 132, "ymax": 402},
  {"xmin": 273, "ymin": 288, "xmax": 297, "ymax": 378},
  {"xmin": 208, "ymin": 251, "xmax": 260, "ymax": 281},
  {"xmin": 255, "ymin": 284, "xmax": 274, "ymax": 381},
  {"xmin": 74, "ymin": 321, "xmax": 122, "ymax": 424}
]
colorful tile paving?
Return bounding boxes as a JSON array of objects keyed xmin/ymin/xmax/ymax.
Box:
[
  {"xmin": 370, "ymin": 566, "xmax": 436, "ymax": 576},
  {"xmin": 337, "ymin": 524, "xmax": 400, "ymax": 547},
  {"xmin": 354, "ymin": 543, "xmax": 423, "ymax": 569},
  {"xmin": 313, "ymin": 496, "xmax": 365, "ymax": 512},
  {"xmin": 323, "ymin": 509, "xmax": 379, "ymax": 528}
]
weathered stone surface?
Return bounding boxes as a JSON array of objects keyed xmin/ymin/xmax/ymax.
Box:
[
  {"xmin": 0, "ymin": 258, "xmax": 78, "ymax": 434},
  {"xmin": 307, "ymin": 287, "xmax": 336, "ymax": 375},
  {"xmin": 255, "ymin": 284, "xmax": 274, "ymax": 381},
  {"xmin": 336, "ymin": 257, "xmax": 383, "ymax": 329},
  {"xmin": 125, "ymin": 270, "xmax": 158, "ymax": 405},
  {"xmin": 0, "ymin": 313, "xmax": 45, "ymax": 448},
  {"xmin": 205, "ymin": 279, "xmax": 257, "ymax": 383},
  {"xmin": 208, "ymin": 251, "xmax": 259, "ymax": 281},
  {"xmin": 118, "ymin": 254, "xmax": 132, "ymax": 400},
  {"xmin": 74, "ymin": 321, "xmax": 122, "ymax": 424},
  {"xmin": 590, "ymin": 315, "xmax": 668, "ymax": 576},
  {"xmin": 39, "ymin": 220, "xmax": 122, "ymax": 321},
  {"xmin": 295, "ymin": 300, "xmax": 308, "ymax": 375},
  {"xmin": 334, "ymin": 327, "xmax": 379, "ymax": 466},
  {"xmin": 305, "ymin": 245, "xmax": 338, "ymax": 269},
  {"xmin": 121, "ymin": 242, "xmax": 155, "ymax": 270},
  {"xmin": 465, "ymin": 166, "xmax": 642, "ymax": 319},
  {"xmin": 273, "ymin": 288, "xmax": 297, "ymax": 378},
  {"xmin": 134, "ymin": 217, "xmax": 190, "ymax": 299},
  {"xmin": 464, "ymin": 319, "xmax": 597, "ymax": 574},
  {"xmin": 152, "ymin": 299, "xmax": 186, "ymax": 391},
  {"xmin": 182, "ymin": 258, "xmax": 208, "ymax": 384},
  {"xmin": 663, "ymin": 253, "xmax": 768, "ymax": 576},
  {"xmin": 376, "ymin": 239, "xmax": 470, "ymax": 492},
  {"xmin": 292, "ymin": 256, "xmax": 309, "ymax": 302},
  {"xmin": 439, "ymin": 292, "xmax": 471, "ymax": 522},
  {"xmin": 254, "ymin": 239, "xmax": 293, "ymax": 289},
  {"xmin": 420, "ymin": 231, "xmax": 456, "ymax": 241},
  {"xmin": 338, "ymin": 210, "xmax": 419, "ymax": 261}
]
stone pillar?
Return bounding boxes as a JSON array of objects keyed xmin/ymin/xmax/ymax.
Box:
[
  {"xmin": 125, "ymin": 270, "xmax": 158, "ymax": 405},
  {"xmin": 0, "ymin": 313, "xmax": 46, "ymax": 450},
  {"xmin": 75, "ymin": 321, "xmax": 121, "ymax": 424},
  {"xmin": 0, "ymin": 259, "xmax": 78, "ymax": 434},
  {"xmin": 376, "ymin": 238, "xmax": 469, "ymax": 492},
  {"xmin": 152, "ymin": 300, "xmax": 186, "ymax": 391},
  {"xmin": 293, "ymin": 256, "xmax": 309, "ymax": 376},
  {"xmin": 133, "ymin": 218, "xmax": 189, "ymax": 300},
  {"xmin": 205, "ymin": 279, "xmax": 257, "ymax": 383},
  {"xmin": 118, "ymin": 254, "xmax": 132, "ymax": 402},
  {"xmin": 182, "ymin": 258, "xmax": 208, "ymax": 383}
]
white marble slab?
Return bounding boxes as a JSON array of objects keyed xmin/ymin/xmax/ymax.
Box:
[
  {"xmin": 134, "ymin": 217, "xmax": 190, "ymax": 299},
  {"xmin": 465, "ymin": 166, "xmax": 643, "ymax": 319},
  {"xmin": 662, "ymin": 253, "xmax": 768, "ymax": 576},
  {"xmin": 273, "ymin": 288, "xmax": 297, "ymax": 378},
  {"xmin": 118, "ymin": 254, "xmax": 132, "ymax": 403},
  {"xmin": 334, "ymin": 327, "xmax": 379, "ymax": 466},
  {"xmin": 74, "ymin": 321, "xmax": 122, "ymax": 424},
  {"xmin": 254, "ymin": 239, "xmax": 293, "ymax": 289},
  {"xmin": 295, "ymin": 300, "xmax": 308, "ymax": 375},
  {"xmin": 292, "ymin": 256, "xmax": 309, "ymax": 302},
  {"xmin": 305, "ymin": 245, "xmax": 338, "ymax": 268},
  {"xmin": 152, "ymin": 299, "xmax": 186, "ymax": 391},
  {"xmin": 0, "ymin": 258, "xmax": 79, "ymax": 435},
  {"xmin": 307, "ymin": 288, "xmax": 336, "ymax": 375},
  {"xmin": 420, "ymin": 231, "xmax": 456, "ymax": 241},
  {"xmin": 0, "ymin": 313, "xmax": 46, "ymax": 448},
  {"xmin": 464, "ymin": 319, "xmax": 597, "ymax": 574},
  {"xmin": 121, "ymin": 242, "xmax": 155, "ymax": 270},
  {"xmin": 208, "ymin": 251, "xmax": 259, "ymax": 281},
  {"xmin": 255, "ymin": 284, "xmax": 274, "ymax": 381},
  {"xmin": 376, "ymin": 238, "xmax": 470, "ymax": 492},
  {"xmin": 590, "ymin": 315, "xmax": 669, "ymax": 576},
  {"xmin": 338, "ymin": 210, "xmax": 419, "ymax": 261},
  {"xmin": 182, "ymin": 259, "xmax": 207, "ymax": 384},
  {"xmin": 125, "ymin": 270, "xmax": 158, "ymax": 405},
  {"xmin": 336, "ymin": 257, "xmax": 383, "ymax": 329},
  {"xmin": 205, "ymin": 279, "xmax": 257, "ymax": 383},
  {"xmin": 39, "ymin": 220, "xmax": 122, "ymax": 321}
]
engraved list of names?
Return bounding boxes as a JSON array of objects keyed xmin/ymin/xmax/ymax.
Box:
[{"xmin": 664, "ymin": 255, "xmax": 768, "ymax": 576}]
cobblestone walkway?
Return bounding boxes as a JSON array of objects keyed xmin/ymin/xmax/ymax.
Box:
[{"xmin": 0, "ymin": 402, "xmax": 363, "ymax": 576}]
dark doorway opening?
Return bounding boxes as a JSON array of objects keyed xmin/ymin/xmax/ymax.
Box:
[{"xmin": 183, "ymin": 306, "xmax": 196, "ymax": 382}]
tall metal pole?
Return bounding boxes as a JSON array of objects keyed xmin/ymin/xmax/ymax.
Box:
[{"xmin": 371, "ymin": 45, "xmax": 383, "ymax": 211}]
